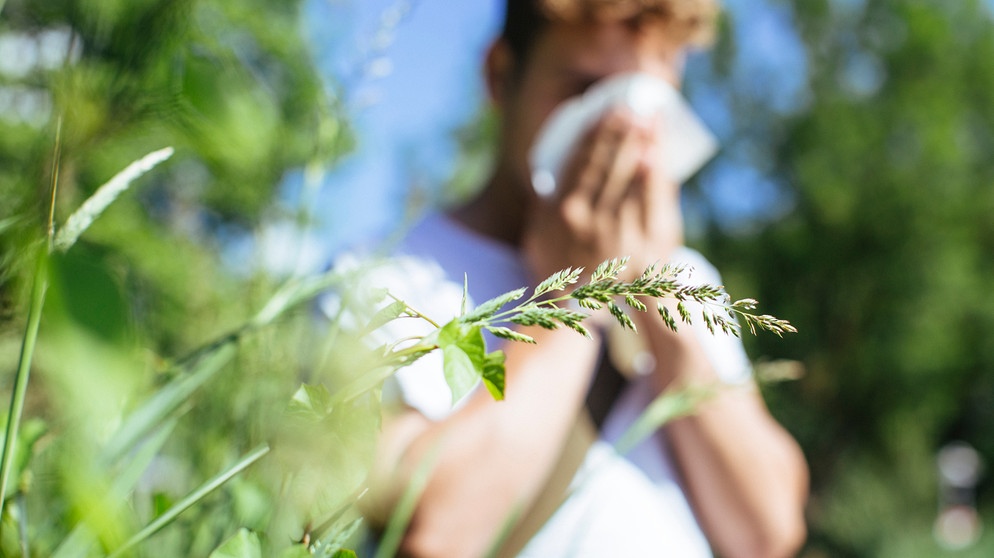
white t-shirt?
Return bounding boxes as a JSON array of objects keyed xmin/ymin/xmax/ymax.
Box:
[{"xmin": 323, "ymin": 212, "xmax": 753, "ymax": 557}]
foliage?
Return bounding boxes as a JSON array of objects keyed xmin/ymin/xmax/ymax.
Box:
[
  {"xmin": 692, "ymin": 0, "xmax": 994, "ymax": 555},
  {"xmin": 0, "ymin": 0, "xmax": 350, "ymax": 355}
]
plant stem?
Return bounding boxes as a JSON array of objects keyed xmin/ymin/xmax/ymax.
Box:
[
  {"xmin": 387, "ymin": 294, "xmax": 439, "ymax": 328},
  {"xmin": 107, "ymin": 444, "xmax": 270, "ymax": 558},
  {"xmin": 0, "ymin": 248, "xmax": 48, "ymax": 520},
  {"xmin": 47, "ymin": 118, "xmax": 62, "ymax": 246}
]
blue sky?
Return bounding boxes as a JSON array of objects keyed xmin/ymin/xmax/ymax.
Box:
[
  {"xmin": 286, "ymin": 0, "xmax": 811, "ymax": 267},
  {"xmin": 298, "ymin": 0, "xmax": 501, "ymax": 255}
]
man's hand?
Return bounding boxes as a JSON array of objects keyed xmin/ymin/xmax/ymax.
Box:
[{"xmin": 523, "ymin": 108, "xmax": 684, "ymax": 283}]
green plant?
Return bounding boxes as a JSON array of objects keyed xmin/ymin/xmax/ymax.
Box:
[{"xmin": 3, "ymin": 147, "xmax": 794, "ymax": 556}]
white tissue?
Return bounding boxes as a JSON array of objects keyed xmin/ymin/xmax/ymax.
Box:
[{"xmin": 529, "ymin": 72, "xmax": 718, "ymax": 197}]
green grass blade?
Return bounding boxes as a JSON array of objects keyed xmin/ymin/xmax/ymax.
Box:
[
  {"xmin": 0, "ymin": 248, "xmax": 48, "ymax": 519},
  {"xmin": 613, "ymin": 384, "xmax": 716, "ymax": 456},
  {"xmin": 373, "ymin": 444, "xmax": 441, "ymax": 558},
  {"xmin": 107, "ymin": 444, "xmax": 270, "ymax": 558},
  {"xmin": 53, "ymin": 147, "xmax": 174, "ymax": 253},
  {"xmin": 110, "ymin": 416, "xmax": 180, "ymax": 497},
  {"xmin": 50, "ymin": 526, "xmax": 97, "ymax": 558},
  {"xmin": 0, "ymin": 216, "xmax": 19, "ymax": 235},
  {"xmin": 102, "ymin": 343, "xmax": 235, "ymax": 464},
  {"xmin": 250, "ymin": 271, "xmax": 342, "ymax": 328},
  {"xmin": 51, "ymin": 418, "xmax": 179, "ymax": 558},
  {"xmin": 482, "ymin": 504, "xmax": 525, "ymax": 558}
]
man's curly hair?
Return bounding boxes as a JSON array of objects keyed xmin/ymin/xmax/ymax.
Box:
[{"xmin": 502, "ymin": 0, "xmax": 720, "ymax": 63}]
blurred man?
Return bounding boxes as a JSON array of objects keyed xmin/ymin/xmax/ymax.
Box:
[{"xmin": 361, "ymin": 1, "xmax": 808, "ymax": 556}]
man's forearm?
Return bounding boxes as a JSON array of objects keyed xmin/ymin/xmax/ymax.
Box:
[
  {"xmin": 641, "ymin": 317, "xmax": 809, "ymax": 558},
  {"xmin": 373, "ymin": 326, "xmax": 601, "ymax": 558}
]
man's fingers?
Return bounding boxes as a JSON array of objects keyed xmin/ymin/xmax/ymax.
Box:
[
  {"xmin": 560, "ymin": 110, "xmax": 634, "ymax": 198},
  {"xmin": 595, "ymin": 120, "xmax": 651, "ymax": 213}
]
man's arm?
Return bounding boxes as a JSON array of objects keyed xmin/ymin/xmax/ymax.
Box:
[
  {"xmin": 366, "ymin": 326, "xmax": 601, "ymax": 558},
  {"xmin": 638, "ymin": 313, "xmax": 809, "ymax": 558},
  {"xmin": 522, "ymin": 106, "xmax": 809, "ymax": 557}
]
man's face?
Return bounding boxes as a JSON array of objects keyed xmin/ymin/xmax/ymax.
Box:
[{"xmin": 495, "ymin": 18, "xmax": 686, "ymax": 195}]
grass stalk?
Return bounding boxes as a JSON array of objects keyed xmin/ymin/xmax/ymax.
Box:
[
  {"xmin": 373, "ymin": 444, "xmax": 441, "ymax": 558},
  {"xmin": 0, "ymin": 118, "xmax": 63, "ymax": 522},
  {"xmin": 107, "ymin": 444, "xmax": 270, "ymax": 558},
  {"xmin": 0, "ymin": 247, "xmax": 48, "ymax": 524}
]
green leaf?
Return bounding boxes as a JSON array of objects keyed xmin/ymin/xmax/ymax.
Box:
[
  {"xmin": 461, "ymin": 287, "xmax": 527, "ymax": 323},
  {"xmin": 480, "ymin": 351, "xmax": 506, "ymax": 401},
  {"xmin": 438, "ymin": 321, "xmax": 487, "ymax": 404},
  {"xmin": 287, "ymin": 383, "xmax": 333, "ymax": 420},
  {"xmin": 329, "ymin": 364, "xmax": 401, "ymax": 406},
  {"xmin": 331, "ymin": 551, "xmax": 358, "ymax": 558},
  {"xmin": 362, "ymin": 300, "xmax": 409, "ymax": 335},
  {"xmin": 208, "ymin": 528, "xmax": 261, "ymax": 558},
  {"xmin": 442, "ymin": 345, "xmax": 480, "ymax": 405}
]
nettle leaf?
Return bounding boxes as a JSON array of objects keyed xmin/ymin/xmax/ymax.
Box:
[
  {"xmin": 461, "ymin": 287, "xmax": 528, "ymax": 323},
  {"xmin": 481, "ymin": 350, "xmax": 506, "ymax": 401}
]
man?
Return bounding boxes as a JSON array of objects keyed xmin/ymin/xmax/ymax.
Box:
[{"xmin": 360, "ymin": 1, "xmax": 808, "ymax": 556}]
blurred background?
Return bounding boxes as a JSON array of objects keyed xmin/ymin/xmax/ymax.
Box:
[{"xmin": 1, "ymin": 0, "xmax": 993, "ymax": 555}]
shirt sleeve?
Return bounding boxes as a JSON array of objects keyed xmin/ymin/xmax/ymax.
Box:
[{"xmin": 670, "ymin": 247, "xmax": 753, "ymax": 385}]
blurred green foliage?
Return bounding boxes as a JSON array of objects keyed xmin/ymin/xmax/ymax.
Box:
[
  {"xmin": 696, "ymin": 1, "xmax": 994, "ymax": 555},
  {"xmin": 0, "ymin": 0, "xmax": 369, "ymax": 555},
  {"xmin": 0, "ymin": 0, "xmax": 350, "ymax": 349}
]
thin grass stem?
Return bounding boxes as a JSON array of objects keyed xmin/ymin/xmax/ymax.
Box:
[
  {"xmin": 47, "ymin": 118, "xmax": 62, "ymax": 246},
  {"xmin": 373, "ymin": 443, "xmax": 441, "ymax": 558},
  {"xmin": 107, "ymin": 444, "xmax": 270, "ymax": 558},
  {"xmin": 0, "ymin": 247, "xmax": 48, "ymax": 528}
]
